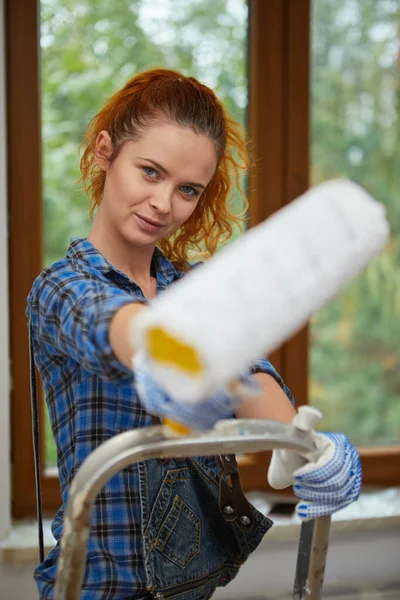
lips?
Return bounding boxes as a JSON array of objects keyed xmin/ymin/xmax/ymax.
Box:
[{"xmin": 135, "ymin": 214, "xmax": 166, "ymax": 232}]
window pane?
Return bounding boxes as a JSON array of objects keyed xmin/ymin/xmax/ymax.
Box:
[
  {"xmin": 40, "ymin": 0, "xmax": 248, "ymax": 467},
  {"xmin": 310, "ymin": 0, "xmax": 400, "ymax": 446}
]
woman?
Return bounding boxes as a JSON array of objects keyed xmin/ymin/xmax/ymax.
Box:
[{"xmin": 27, "ymin": 68, "xmax": 361, "ymax": 599}]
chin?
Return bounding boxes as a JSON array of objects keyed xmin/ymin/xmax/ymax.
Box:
[{"xmin": 122, "ymin": 228, "xmax": 162, "ymax": 248}]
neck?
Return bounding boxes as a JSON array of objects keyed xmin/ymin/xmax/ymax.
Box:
[{"xmin": 88, "ymin": 213, "xmax": 155, "ymax": 286}]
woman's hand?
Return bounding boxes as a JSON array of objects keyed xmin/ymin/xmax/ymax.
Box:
[
  {"xmin": 133, "ymin": 354, "xmax": 252, "ymax": 431},
  {"xmin": 268, "ymin": 430, "xmax": 362, "ymax": 519}
]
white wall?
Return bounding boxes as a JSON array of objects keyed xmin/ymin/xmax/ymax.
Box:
[
  {"xmin": 214, "ymin": 525, "xmax": 400, "ymax": 598},
  {"xmin": 0, "ymin": 0, "xmax": 11, "ymax": 541}
]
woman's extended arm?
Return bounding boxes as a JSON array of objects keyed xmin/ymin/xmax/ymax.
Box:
[
  {"xmin": 29, "ymin": 267, "xmax": 145, "ymax": 382},
  {"xmin": 235, "ymin": 372, "xmax": 296, "ymax": 423},
  {"xmin": 109, "ymin": 303, "xmax": 147, "ymax": 368}
]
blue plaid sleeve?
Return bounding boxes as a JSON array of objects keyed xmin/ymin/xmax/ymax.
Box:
[
  {"xmin": 28, "ymin": 266, "xmax": 144, "ymax": 381},
  {"xmin": 251, "ymin": 356, "xmax": 295, "ymax": 405}
]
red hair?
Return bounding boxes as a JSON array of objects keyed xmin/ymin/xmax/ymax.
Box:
[{"xmin": 80, "ymin": 68, "xmax": 249, "ymax": 269}]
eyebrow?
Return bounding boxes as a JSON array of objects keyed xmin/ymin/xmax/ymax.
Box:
[{"xmin": 137, "ymin": 157, "xmax": 206, "ymax": 190}]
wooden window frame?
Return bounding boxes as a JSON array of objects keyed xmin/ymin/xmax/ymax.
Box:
[{"xmin": 7, "ymin": 0, "xmax": 400, "ymax": 518}]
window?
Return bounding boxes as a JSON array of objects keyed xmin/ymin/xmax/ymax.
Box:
[
  {"xmin": 7, "ymin": 0, "xmax": 399, "ymax": 517},
  {"xmin": 241, "ymin": 0, "xmax": 400, "ymax": 491},
  {"xmin": 309, "ymin": 0, "xmax": 400, "ymax": 487}
]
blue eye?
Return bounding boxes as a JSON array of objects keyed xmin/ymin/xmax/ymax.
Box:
[
  {"xmin": 181, "ymin": 185, "xmax": 199, "ymax": 198},
  {"xmin": 143, "ymin": 166, "xmax": 159, "ymax": 178}
]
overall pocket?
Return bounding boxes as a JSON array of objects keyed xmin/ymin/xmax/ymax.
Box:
[
  {"xmin": 154, "ymin": 494, "xmax": 201, "ymax": 569},
  {"xmin": 143, "ymin": 463, "xmax": 208, "ymax": 572}
]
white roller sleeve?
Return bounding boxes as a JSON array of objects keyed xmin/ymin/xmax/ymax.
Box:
[{"xmin": 132, "ymin": 179, "xmax": 389, "ymax": 403}]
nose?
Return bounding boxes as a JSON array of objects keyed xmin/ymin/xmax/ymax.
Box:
[{"xmin": 148, "ymin": 185, "xmax": 173, "ymax": 215}]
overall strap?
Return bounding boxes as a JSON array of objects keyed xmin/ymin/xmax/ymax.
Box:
[
  {"xmin": 217, "ymin": 454, "xmax": 254, "ymax": 526},
  {"xmin": 29, "ymin": 322, "xmax": 45, "ymax": 563}
]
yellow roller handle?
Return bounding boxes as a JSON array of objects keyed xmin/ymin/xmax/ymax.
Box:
[
  {"xmin": 147, "ymin": 327, "xmax": 203, "ymax": 375},
  {"xmin": 163, "ymin": 417, "xmax": 192, "ymax": 436},
  {"xmin": 146, "ymin": 327, "xmax": 204, "ymax": 436}
]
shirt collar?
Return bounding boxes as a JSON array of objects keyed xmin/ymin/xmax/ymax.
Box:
[
  {"xmin": 151, "ymin": 246, "xmax": 179, "ymax": 285},
  {"xmin": 66, "ymin": 237, "xmax": 178, "ymax": 285}
]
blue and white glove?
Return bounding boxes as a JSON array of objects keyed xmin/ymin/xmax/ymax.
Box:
[
  {"xmin": 292, "ymin": 432, "xmax": 362, "ymax": 519},
  {"xmin": 133, "ymin": 353, "xmax": 257, "ymax": 431},
  {"xmin": 268, "ymin": 408, "xmax": 362, "ymax": 520}
]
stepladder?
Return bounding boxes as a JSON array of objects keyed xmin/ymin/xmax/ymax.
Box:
[{"xmin": 53, "ymin": 417, "xmax": 331, "ymax": 600}]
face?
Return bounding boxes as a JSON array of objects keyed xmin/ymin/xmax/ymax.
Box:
[{"xmin": 95, "ymin": 121, "xmax": 218, "ymax": 249}]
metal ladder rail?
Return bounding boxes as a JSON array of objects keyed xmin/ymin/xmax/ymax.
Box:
[{"xmin": 53, "ymin": 420, "xmax": 330, "ymax": 600}]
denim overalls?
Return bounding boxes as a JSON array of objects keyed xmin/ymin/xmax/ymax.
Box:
[{"xmin": 138, "ymin": 455, "xmax": 273, "ymax": 599}]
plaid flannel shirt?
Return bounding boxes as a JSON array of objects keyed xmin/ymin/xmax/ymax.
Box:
[{"xmin": 26, "ymin": 237, "xmax": 294, "ymax": 600}]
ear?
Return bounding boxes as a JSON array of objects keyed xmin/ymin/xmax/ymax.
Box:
[{"xmin": 95, "ymin": 131, "xmax": 113, "ymax": 171}]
